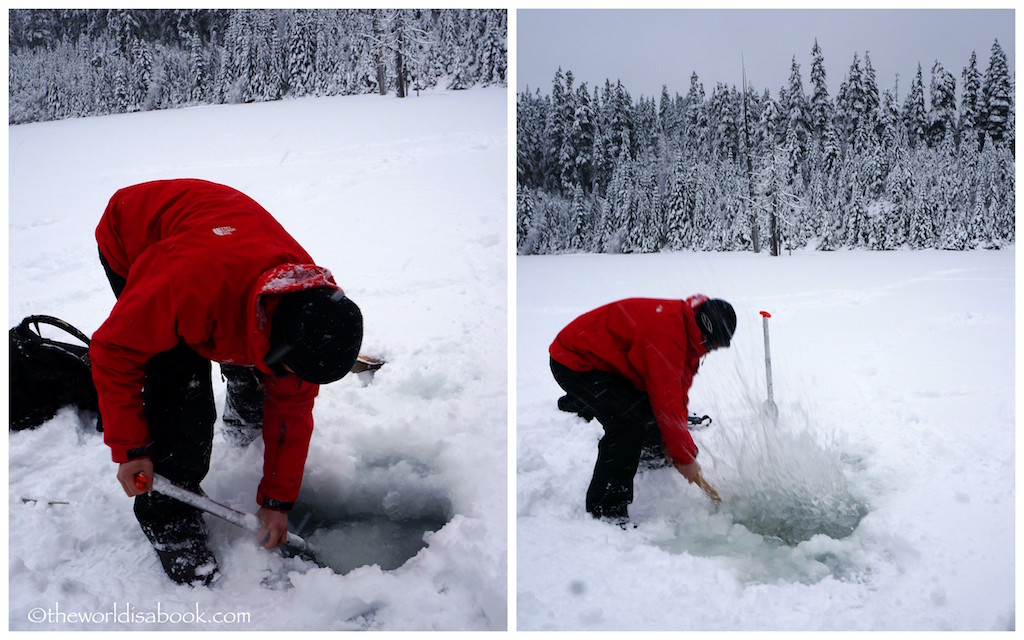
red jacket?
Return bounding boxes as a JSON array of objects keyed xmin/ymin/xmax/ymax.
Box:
[
  {"xmin": 92, "ymin": 179, "xmax": 337, "ymax": 508},
  {"xmin": 549, "ymin": 296, "xmax": 709, "ymax": 465}
]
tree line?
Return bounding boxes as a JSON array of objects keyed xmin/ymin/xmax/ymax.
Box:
[
  {"xmin": 517, "ymin": 39, "xmax": 1013, "ymax": 255},
  {"xmin": 9, "ymin": 8, "xmax": 507, "ymax": 124}
]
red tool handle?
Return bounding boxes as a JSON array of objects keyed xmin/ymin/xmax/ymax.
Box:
[
  {"xmin": 134, "ymin": 472, "xmax": 148, "ymax": 492},
  {"xmin": 759, "ymin": 310, "xmax": 772, "ymax": 318}
]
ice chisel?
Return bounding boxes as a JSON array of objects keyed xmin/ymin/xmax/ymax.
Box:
[{"xmin": 135, "ymin": 472, "xmax": 318, "ymax": 556}]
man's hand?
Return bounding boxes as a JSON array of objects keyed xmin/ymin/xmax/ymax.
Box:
[
  {"xmin": 117, "ymin": 458, "xmax": 153, "ymax": 497},
  {"xmin": 257, "ymin": 507, "xmax": 290, "ymax": 549},
  {"xmin": 672, "ymin": 459, "xmax": 702, "ymax": 484}
]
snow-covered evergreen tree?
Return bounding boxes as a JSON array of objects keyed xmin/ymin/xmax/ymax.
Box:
[
  {"xmin": 960, "ymin": 51, "xmax": 983, "ymax": 148},
  {"xmin": 928, "ymin": 61, "xmax": 957, "ymax": 147},
  {"xmin": 902, "ymin": 64, "xmax": 928, "ymax": 149},
  {"xmin": 287, "ymin": 9, "xmax": 316, "ymax": 97},
  {"xmin": 567, "ymin": 185, "xmax": 591, "ymax": 252},
  {"xmin": 664, "ymin": 154, "xmax": 696, "ymax": 250},
  {"xmin": 783, "ymin": 57, "xmax": 811, "ymax": 185},
  {"xmin": 569, "ymin": 82, "xmax": 597, "ymax": 192},
  {"xmin": 517, "ymin": 186, "xmax": 536, "ymax": 254},
  {"xmin": 809, "ymin": 39, "xmax": 833, "ymax": 150},
  {"xmin": 511, "ymin": 40, "xmax": 1012, "ymax": 256},
  {"xmin": 981, "ymin": 38, "xmax": 1012, "ymax": 146},
  {"xmin": 9, "ymin": 8, "xmax": 505, "ymax": 123},
  {"xmin": 682, "ymin": 73, "xmax": 708, "ymax": 158}
]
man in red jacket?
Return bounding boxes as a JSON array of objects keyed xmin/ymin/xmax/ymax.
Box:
[
  {"xmin": 91, "ymin": 179, "xmax": 363, "ymax": 586},
  {"xmin": 549, "ymin": 296, "xmax": 735, "ymax": 525}
]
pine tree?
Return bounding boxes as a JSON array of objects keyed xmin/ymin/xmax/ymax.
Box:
[
  {"xmin": 907, "ymin": 171, "xmax": 935, "ymax": 249},
  {"xmin": 131, "ymin": 38, "xmax": 153, "ymax": 108},
  {"xmin": 836, "ymin": 53, "xmax": 865, "ymax": 150},
  {"xmin": 862, "ymin": 51, "xmax": 880, "ymax": 134},
  {"xmin": 568, "ymin": 185, "xmax": 590, "ymax": 251},
  {"xmin": 980, "ymin": 38, "xmax": 1012, "ymax": 146},
  {"xmin": 928, "ymin": 61, "xmax": 957, "ymax": 147},
  {"xmin": 476, "ymin": 10, "xmax": 507, "ymax": 86},
  {"xmin": 664, "ymin": 154, "xmax": 696, "ymax": 250},
  {"xmin": 682, "ymin": 73, "xmax": 707, "ymax": 157},
  {"xmin": 885, "ymin": 147, "xmax": 913, "ymax": 248},
  {"xmin": 569, "ymin": 82, "xmax": 596, "ymax": 192},
  {"xmin": 960, "ymin": 51, "xmax": 983, "ymax": 148},
  {"xmin": 516, "ymin": 186, "xmax": 535, "ymax": 254},
  {"xmin": 809, "ymin": 39, "xmax": 833, "ymax": 145},
  {"xmin": 659, "ymin": 85, "xmax": 679, "ymax": 143},
  {"xmin": 288, "ymin": 9, "xmax": 316, "ymax": 97},
  {"xmin": 608, "ymin": 81, "xmax": 635, "ymax": 163},
  {"xmin": 709, "ymin": 83, "xmax": 739, "ymax": 161},
  {"xmin": 546, "ymin": 69, "xmax": 569, "ymax": 194},
  {"xmin": 183, "ymin": 33, "xmax": 204, "ymax": 101},
  {"xmin": 783, "ymin": 57, "xmax": 811, "ymax": 185},
  {"xmin": 556, "ymin": 70, "xmax": 578, "ymax": 192},
  {"xmin": 516, "ymin": 89, "xmax": 547, "ymax": 190},
  {"xmin": 597, "ymin": 161, "xmax": 629, "ymax": 253},
  {"xmin": 877, "ymin": 88, "xmax": 900, "ymax": 155},
  {"xmin": 902, "ymin": 64, "xmax": 927, "ymax": 149},
  {"xmin": 590, "ymin": 86, "xmax": 615, "ymax": 197}
]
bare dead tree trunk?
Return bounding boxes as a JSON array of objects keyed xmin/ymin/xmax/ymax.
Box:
[
  {"xmin": 394, "ymin": 12, "xmax": 406, "ymax": 98},
  {"xmin": 769, "ymin": 148, "xmax": 781, "ymax": 256},
  {"xmin": 372, "ymin": 9, "xmax": 387, "ymax": 95},
  {"xmin": 742, "ymin": 55, "xmax": 761, "ymax": 253}
]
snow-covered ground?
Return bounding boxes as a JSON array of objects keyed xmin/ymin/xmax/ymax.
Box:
[
  {"xmin": 517, "ymin": 248, "xmax": 1014, "ymax": 631},
  {"xmin": 8, "ymin": 88, "xmax": 507, "ymax": 630}
]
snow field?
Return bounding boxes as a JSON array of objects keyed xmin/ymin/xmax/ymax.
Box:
[
  {"xmin": 517, "ymin": 248, "xmax": 1014, "ymax": 630},
  {"xmin": 9, "ymin": 88, "xmax": 508, "ymax": 630}
]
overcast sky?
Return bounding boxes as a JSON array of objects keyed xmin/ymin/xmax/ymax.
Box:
[{"xmin": 517, "ymin": 9, "xmax": 1014, "ymax": 103}]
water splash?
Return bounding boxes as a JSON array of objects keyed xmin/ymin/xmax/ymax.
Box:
[{"xmin": 705, "ymin": 395, "xmax": 868, "ymax": 546}]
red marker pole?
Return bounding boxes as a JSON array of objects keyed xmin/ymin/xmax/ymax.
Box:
[{"xmin": 759, "ymin": 310, "xmax": 778, "ymax": 425}]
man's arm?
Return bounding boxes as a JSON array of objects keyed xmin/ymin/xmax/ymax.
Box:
[
  {"xmin": 252, "ymin": 374, "xmax": 318, "ymax": 548},
  {"xmin": 639, "ymin": 334, "xmax": 700, "ymax": 465},
  {"xmin": 90, "ymin": 253, "xmax": 180, "ymax": 464}
]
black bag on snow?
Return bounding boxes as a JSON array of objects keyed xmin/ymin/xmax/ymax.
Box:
[{"xmin": 9, "ymin": 315, "xmax": 100, "ymax": 431}]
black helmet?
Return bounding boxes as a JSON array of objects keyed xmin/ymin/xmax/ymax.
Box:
[
  {"xmin": 267, "ymin": 288, "xmax": 363, "ymax": 384},
  {"xmin": 695, "ymin": 298, "xmax": 736, "ymax": 349}
]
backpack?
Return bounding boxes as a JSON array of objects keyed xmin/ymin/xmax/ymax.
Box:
[{"xmin": 9, "ymin": 315, "xmax": 100, "ymax": 431}]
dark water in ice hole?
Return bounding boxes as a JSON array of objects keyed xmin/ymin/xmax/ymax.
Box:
[
  {"xmin": 728, "ymin": 489, "xmax": 869, "ymax": 546},
  {"xmin": 287, "ymin": 499, "xmax": 452, "ymax": 575}
]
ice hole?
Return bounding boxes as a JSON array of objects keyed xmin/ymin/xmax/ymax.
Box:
[{"xmin": 288, "ymin": 484, "xmax": 453, "ymax": 575}]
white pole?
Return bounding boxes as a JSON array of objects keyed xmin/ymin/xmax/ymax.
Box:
[{"xmin": 759, "ymin": 310, "xmax": 778, "ymax": 424}]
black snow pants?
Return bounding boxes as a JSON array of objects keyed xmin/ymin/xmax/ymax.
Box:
[
  {"xmin": 550, "ymin": 357, "xmax": 664, "ymax": 519},
  {"xmin": 99, "ymin": 249, "xmax": 262, "ymax": 542}
]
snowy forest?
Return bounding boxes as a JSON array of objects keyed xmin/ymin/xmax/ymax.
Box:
[
  {"xmin": 517, "ymin": 39, "xmax": 1014, "ymax": 254},
  {"xmin": 9, "ymin": 8, "xmax": 507, "ymax": 125}
]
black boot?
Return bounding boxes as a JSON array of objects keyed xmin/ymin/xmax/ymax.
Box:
[
  {"xmin": 589, "ymin": 500, "xmax": 633, "ymax": 529},
  {"xmin": 137, "ymin": 495, "xmax": 220, "ymax": 587},
  {"xmin": 557, "ymin": 394, "xmax": 595, "ymax": 422},
  {"xmin": 638, "ymin": 420, "xmax": 669, "ymax": 470}
]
